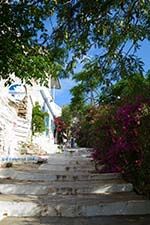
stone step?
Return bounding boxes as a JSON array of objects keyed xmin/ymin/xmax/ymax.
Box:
[
  {"xmin": 0, "ymin": 195, "xmax": 40, "ymax": 219},
  {"xmin": 44, "ymin": 161, "xmax": 94, "ymax": 167},
  {"xmin": 50, "ymin": 173, "xmax": 122, "ymax": 182},
  {"xmin": 39, "ymin": 154, "xmax": 95, "ymax": 171},
  {"xmin": 0, "ymin": 183, "xmax": 48, "ymax": 195},
  {"xmin": 0, "ymin": 169, "xmax": 122, "ymax": 181},
  {"xmin": 40, "ymin": 193, "xmax": 150, "ymax": 217},
  {"xmin": 46, "ymin": 157, "xmax": 93, "ymax": 164},
  {"xmin": 0, "ymin": 193, "xmax": 149, "ymax": 218},
  {"xmin": 0, "ymin": 180, "xmax": 133, "ymax": 195},
  {"xmin": 47, "ymin": 180, "xmax": 133, "ymax": 195},
  {"xmin": 1, "ymin": 216, "xmax": 150, "ymax": 225},
  {"xmin": 0, "ymin": 150, "xmax": 149, "ymax": 221},
  {"xmin": 39, "ymin": 159, "xmax": 94, "ymax": 166},
  {"xmin": 0, "ymin": 217, "xmax": 40, "ymax": 225},
  {"xmin": 39, "ymin": 164, "xmax": 96, "ymax": 171},
  {"xmin": 46, "ymin": 153, "xmax": 92, "ymax": 161}
]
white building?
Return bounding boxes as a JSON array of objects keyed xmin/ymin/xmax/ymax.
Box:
[
  {"xmin": 29, "ymin": 78, "xmax": 62, "ymax": 153},
  {"xmin": 0, "ymin": 77, "xmax": 62, "ymax": 157}
]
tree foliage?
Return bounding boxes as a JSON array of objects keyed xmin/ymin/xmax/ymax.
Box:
[
  {"xmin": 70, "ymin": 58, "xmax": 108, "ymax": 107},
  {"xmin": 0, "ymin": 0, "xmax": 65, "ymax": 81},
  {"xmin": 1, "ymin": 1, "xmax": 150, "ymax": 85},
  {"xmin": 73, "ymin": 74, "xmax": 150, "ymax": 147},
  {"xmin": 61, "ymin": 105, "xmax": 73, "ymax": 128},
  {"xmin": 100, "ymin": 73, "xmax": 150, "ymax": 104},
  {"xmin": 73, "ymin": 75, "xmax": 150, "ymax": 194},
  {"xmin": 52, "ymin": 0, "xmax": 150, "ymax": 78},
  {"xmin": 51, "ymin": 0, "xmax": 150, "ymax": 107}
]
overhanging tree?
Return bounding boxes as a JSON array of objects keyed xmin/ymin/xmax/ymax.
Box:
[
  {"xmin": 53, "ymin": 1, "xmax": 149, "ymax": 69},
  {"xmin": 50, "ymin": 0, "xmax": 150, "ymax": 85},
  {"xmin": 1, "ymin": 1, "xmax": 150, "ymax": 84},
  {"xmin": 0, "ymin": 0, "xmax": 66, "ymax": 82},
  {"xmin": 49, "ymin": 0, "xmax": 150, "ymax": 107},
  {"xmin": 70, "ymin": 58, "xmax": 107, "ymax": 107}
]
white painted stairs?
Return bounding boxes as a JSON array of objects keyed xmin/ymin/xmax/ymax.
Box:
[{"xmin": 0, "ymin": 149, "xmax": 150, "ymax": 224}]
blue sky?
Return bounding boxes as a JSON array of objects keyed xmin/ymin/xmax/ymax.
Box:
[{"xmin": 55, "ymin": 40, "xmax": 150, "ymax": 107}]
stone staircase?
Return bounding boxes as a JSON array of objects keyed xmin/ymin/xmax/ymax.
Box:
[
  {"xmin": 14, "ymin": 117, "xmax": 31, "ymax": 145},
  {"xmin": 0, "ymin": 148, "xmax": 150, "ymax": 224}
]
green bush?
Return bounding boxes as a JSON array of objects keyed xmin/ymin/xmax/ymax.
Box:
[{"xmin": 31, "ymin": 102, "xmax": 48, "ymax": 135}]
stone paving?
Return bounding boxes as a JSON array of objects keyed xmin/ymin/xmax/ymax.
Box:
[
  {"xmin": 1, "ymin": 215, "xmax": 150, "ymax": 225},
  {"xmin": 0, "ymin": 148, "xmax": 150, "ymax": 224}
]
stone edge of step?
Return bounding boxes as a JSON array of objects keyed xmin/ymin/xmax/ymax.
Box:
[{"xmin": 0, "ymin": 195, "xmax": 150, "ymax": 217}]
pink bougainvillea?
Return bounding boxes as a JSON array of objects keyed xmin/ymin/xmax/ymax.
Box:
[{"xmin": 91, "ymin": 97, "xmax": 150, "ymax": 178}]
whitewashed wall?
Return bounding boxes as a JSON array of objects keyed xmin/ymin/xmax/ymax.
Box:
[
  {"xmin": 0, "ymin": 86, "xmax": 31, "ymax": 157},
  {"xmin": 0, "ymin": 81, "xmax": 61, "ymax": 156}
]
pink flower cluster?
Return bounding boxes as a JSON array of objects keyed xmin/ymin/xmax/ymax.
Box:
[{"xmin": 92, "ymin": 98, "xmax": 150, "ymax": 174}]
